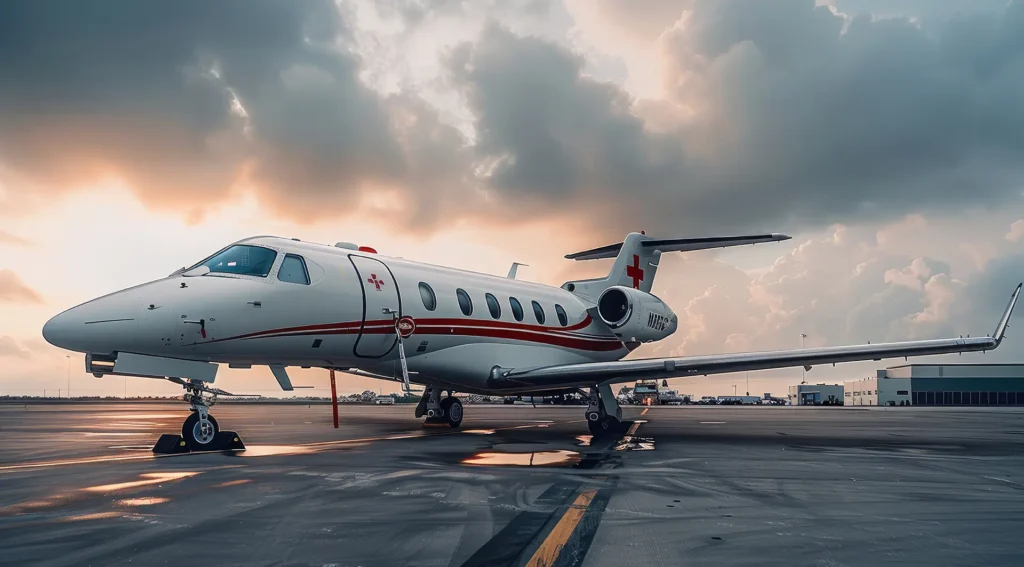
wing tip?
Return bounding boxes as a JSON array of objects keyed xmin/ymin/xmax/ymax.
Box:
[{"xmin": 992, "ymin": 282, "xmax": 1022, "ymax": 344}]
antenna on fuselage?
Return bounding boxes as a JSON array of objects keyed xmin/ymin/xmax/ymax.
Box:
[{"xmin": 507, "ymin": 262, "xmax": 529, "ymax": 279}]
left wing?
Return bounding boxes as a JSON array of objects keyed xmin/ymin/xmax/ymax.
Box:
[{"xmin": 487, "ymin": 284, "xmax": 1021, "ymax": 392}]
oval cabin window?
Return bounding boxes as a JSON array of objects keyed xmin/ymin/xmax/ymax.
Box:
[
  {"xmin": 531, "ymin": 301, "xmax": 546, "ymax": 324},
  {"xmin": 418, "ymin": 282, "xmax": 436, "ymax": 311},
  {"xmin": 555, "ymin": 304, "xmax": 568, "ymax": 327},
  {"xmin": 485, "ymin": 293, "xmax": 501, "ymax": 319},
  {"xmin": 456, "ymin": 288, "xmax": 473, "ymax": 316},
  {"xmin": 509, "ymin": 297, "xmax": 524, "ymax": 322}
]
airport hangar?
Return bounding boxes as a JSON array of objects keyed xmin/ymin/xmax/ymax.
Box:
[{"xmin": 844, "ymin": 363, "xmax": 1024, "ymax": 406}]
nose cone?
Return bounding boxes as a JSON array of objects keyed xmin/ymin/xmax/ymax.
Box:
[{"xmin": 43, "ymin": 293, "xmax": 139, "ymax": 354}]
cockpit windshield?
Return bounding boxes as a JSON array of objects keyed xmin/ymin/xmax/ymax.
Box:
[{"xmin": 191, "ymin": 245, "xmax": 278, "ymax": 277}]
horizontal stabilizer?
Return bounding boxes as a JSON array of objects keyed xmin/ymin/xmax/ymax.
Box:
[{"xmin": 565, "ymin": 233, "xmax": 791, "ymax": 261}]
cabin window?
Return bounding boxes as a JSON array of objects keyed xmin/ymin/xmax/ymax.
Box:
[
  {"xmin": 531, "ymin": 301, "xmax": 546, "ymax": 324},
  {"xmin": 555, "ymin": 304, "xmax": 568, "ymax": 326},
  {"xmin": 194, "ymin": 245, "xmax": 277, "ymax": 278},
  {"xmin": 485, "ymin": 293, "xmax": 501, "ymax": 319},
  {"xmin": 456, "ymin": 288, "xmax": 473, "ymax": 316},
  {"xmin": 418, "ymin": 282, "xmax": 437, "ymax": 311},
  {"xmin": 277, "ymin": 254, "xmax": 310, "ymax": 285},
  {"xmin": 509, "ymin": 297, "xmax": 524, "ymax": 322}
]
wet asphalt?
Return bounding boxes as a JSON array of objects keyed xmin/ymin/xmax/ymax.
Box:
[{"xmin": 1, "ymin": 402, "xmax": 1024, "ymax": 566}]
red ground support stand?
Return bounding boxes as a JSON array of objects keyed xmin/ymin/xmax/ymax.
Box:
[{"xmin": 330, "ymin": 369, "xmax": 339, "ymax": 428}]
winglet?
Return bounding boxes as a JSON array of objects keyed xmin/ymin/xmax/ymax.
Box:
[{"xmin": 992, "ymin": 283, "xmax": 1022, "ymax": 345}]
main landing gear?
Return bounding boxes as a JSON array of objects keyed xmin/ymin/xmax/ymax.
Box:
[
  {"xmin": 585, "ymin": 384, "xmax": 622, "ymax": 437},
  {"xmin": 415, "ymin": 385, "xmax": 463, "ymax": 428}
]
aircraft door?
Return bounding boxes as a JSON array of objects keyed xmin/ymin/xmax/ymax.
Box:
[{"xmin": 349, "ymin": 255, "xmax": 401, "ymax": 358}]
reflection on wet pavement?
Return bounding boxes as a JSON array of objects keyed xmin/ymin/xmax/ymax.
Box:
[
  {"xmin": 462, "ymin": 429, "xmax": 496, "ymax": 435},
  {"xmin": 576, "ymin": 435, "xmax": 593, "ymax": 447},
  {"xmin": 83, "ymin": 472, "xmax": 201, "ymax": 493},
  {"xmin": 462, "ymin": 450, "xmax": 581, "ymax": 467},
  {"xmin": 117, "ymin": 497, "xmax": 170, "ymax": 507},
  {"xmin": 214, "ymin": 479, "xmax": 252, "ymax": 488},
  {"xmin": 61, "ymin": 511, "xmax": 122, "ymax": 522},
  {"xmin": 232, "ymin": 445, "xmax": 314, "ymax": 457},
  {"xmin": 614, "ymin": 436, "xmax": 656, "ymax": 451}
]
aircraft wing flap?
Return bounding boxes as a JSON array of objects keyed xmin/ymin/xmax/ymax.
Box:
[{"xmin": 489, "ymin": 284, "xmax": 1021, "ymax": 391}]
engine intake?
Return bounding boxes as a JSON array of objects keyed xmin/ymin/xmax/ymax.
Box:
[{"xmin": 596, "ymin": 286, "xmax": 677, "ymax": 343}]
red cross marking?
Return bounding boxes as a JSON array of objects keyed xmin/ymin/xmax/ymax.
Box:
[
  {"xmin": 625, "ymin": 254, "xmax": 644, "ymax": 289},
  {"xmin": 367, "ymin": 274, "xmax": 385, "ymax": 291}
]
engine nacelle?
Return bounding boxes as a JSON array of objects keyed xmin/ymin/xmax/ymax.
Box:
[{"xmin": 596, "ymin": 286, "xmax": 678, "ymax": 343}]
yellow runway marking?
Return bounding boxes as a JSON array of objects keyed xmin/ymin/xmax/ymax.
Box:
[{"xmin": 526, "ymin": 490, "xmax": 597, "ymax": 567}]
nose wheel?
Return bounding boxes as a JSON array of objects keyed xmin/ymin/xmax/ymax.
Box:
[{"xmin": 182, "ymin": 411, "xmax": 220, "ymax": 448}]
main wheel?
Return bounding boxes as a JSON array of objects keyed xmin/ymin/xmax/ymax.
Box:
[
  {"xmin": 441, "ymin": 397, "xmax": 463, "ymax": 428},
  {"xmin": 182, "ymin": 412, "xmax": 219, "ymax": 450}
]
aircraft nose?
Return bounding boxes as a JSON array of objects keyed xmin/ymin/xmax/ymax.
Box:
[
  {"xmin": 42, "ymin": 294, "xmax": 139, "ymax": 354},
  {"xmin": 42, "ymin": 312, "xmax": 74, "ymax": 350}
]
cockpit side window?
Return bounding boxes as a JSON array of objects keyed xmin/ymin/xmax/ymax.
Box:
[
  {"xmin": 278, "ymin": 254, "xmax": 310, "ymax": 285},
  {"xmin": 195, "ymin": 245, "xmax": 278, "ymax": 277}
]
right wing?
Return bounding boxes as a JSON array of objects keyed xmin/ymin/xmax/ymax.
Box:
[{"xmin": 487, "ymin": 284, "xmax": 1021, "ymax": 392}]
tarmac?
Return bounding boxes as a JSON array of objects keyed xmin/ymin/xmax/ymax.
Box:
[{"xmin": 2, "ymin": 402, "xmax": 1024, "ymax": 566}]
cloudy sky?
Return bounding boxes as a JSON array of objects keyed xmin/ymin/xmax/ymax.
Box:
[{"xmin": 1, "ymin": 0, "xmax": 1023, "ymax": 399}]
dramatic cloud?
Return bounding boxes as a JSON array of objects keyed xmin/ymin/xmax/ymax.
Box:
[
  {"xmin": 641, "ymin": 215, "xmax": 1024, "ymax": 379},
  {"xmin": 0, "ymin": 269, "xmax": 43, "ymax": 304},
  {"xmin": 2, "ymin": 0, "xmax": 1022, "ymax": 237},
  {"xmin": 451, "ymin": 0, "xmax": 1024, "ymax": 237},
  {"xmin": 0, "ymin": 0, "xmax": 472, "ymax": 226}
]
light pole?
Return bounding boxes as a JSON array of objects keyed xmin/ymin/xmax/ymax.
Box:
[
  {"xmin": 800, "ymin": 334, "xmax": 807, "ymax": 384},
  {"xmin": 65, "ymin": 355, "xmax": 71, "ymax": 399}
]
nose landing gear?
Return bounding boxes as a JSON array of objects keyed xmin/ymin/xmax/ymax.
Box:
[
  {"xmin": 181, "ymin": 380, "xmax": 221, "ymax": 449},
  {"xmin": 152, "ymin": 379, "xmax": 246, "ymax": 454}
]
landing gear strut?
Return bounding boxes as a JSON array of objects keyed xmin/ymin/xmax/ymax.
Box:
[
  {"xmin": 152, "ymin": 379, "xmax": 244, "ymax": 454},
  {"xmin": 585, "ymin": 384, "xmax": 622, "ymax": 436},
  {"xmin": 416, "ymin": 386, "xmax": 463, "ymax": 428},
  {"xmin": 181, "ymin": 380, "xmax": 220, "ymax": 450}
]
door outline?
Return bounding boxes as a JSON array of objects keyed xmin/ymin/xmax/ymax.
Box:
[{"xmin": 349, "ymin": 255, "xmax": 402, "ymax": 358}]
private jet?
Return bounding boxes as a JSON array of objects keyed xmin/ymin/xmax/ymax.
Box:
[{"xmin": 42, "ymin": 232, "xmax": 1021, "ymax": 449}]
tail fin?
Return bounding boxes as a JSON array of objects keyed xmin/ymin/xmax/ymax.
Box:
[{"xmin": 562, "ymin": 232, "xmax": 791, "ymax": 301}]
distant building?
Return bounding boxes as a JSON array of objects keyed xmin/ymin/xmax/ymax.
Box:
[
  {"xmin": 846, "ymin": 364, "xmax": 1024, "ymax": 406},
  {"xmin": 788, "ymin": 383, "xmax": 844, "ymax": 405}
]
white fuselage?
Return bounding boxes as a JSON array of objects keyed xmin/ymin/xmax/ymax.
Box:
[{"xmin": 43, "ymin": 236, "xmax": 653, "ymax": 394}]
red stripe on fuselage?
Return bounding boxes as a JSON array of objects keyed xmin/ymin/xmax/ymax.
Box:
[{"xmin": 206, "ymin": 315, "xmax": 623, "ymax": 352}]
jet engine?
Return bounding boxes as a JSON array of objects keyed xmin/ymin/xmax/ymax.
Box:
[{"xmin": 596, "ymin": 286, "xmax": 678, "ymax": 343}]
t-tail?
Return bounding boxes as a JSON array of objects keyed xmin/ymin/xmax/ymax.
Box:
[{"xmin": 561, "ymin": 231, "xmax": 792, "ymax": 302}]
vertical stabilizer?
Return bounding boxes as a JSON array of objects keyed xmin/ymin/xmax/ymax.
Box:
[{"xmin": 561, "ymin": 232, "xmax": 660, "ymax": 302}]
